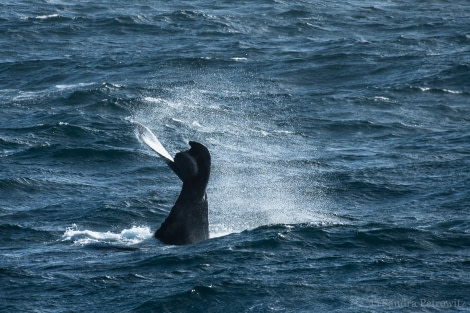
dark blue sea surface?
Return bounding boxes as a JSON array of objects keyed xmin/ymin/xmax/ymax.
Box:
[{"xmin": 1, "ymin": 1, "xmax": 470, "ymax": 312}]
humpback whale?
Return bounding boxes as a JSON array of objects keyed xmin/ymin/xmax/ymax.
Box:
[
  {"xmin": 155, "ymin": 141, "xmax": 211, "ymax": 245},
  {"xmin": 135, "ymin": 123, "xmax": 211, "ymax": 245}
]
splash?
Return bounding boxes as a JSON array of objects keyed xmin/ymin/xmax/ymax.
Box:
[
  {"xmin": 62, "ymin": 224, "xmax": 153, "ymax": 246},
  {"xmin": 132, "ymin": 70, "xmax": 334, "ymax": 236}
]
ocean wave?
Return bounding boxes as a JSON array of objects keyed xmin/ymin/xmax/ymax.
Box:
[
  {"xmin": 0, "ymin": 224, "xmax": 54, "ymax": 244},
  {"xmin": 0, "ymin": 137, "xmax": 27, "ymax": 157},
  {"xmin": 227, "ymin": 222, "xmax": 470, "ymax": 253},
  {"xmin": 0, "ymin": 177, "xmax": 45, "ymax": 194},
  {"xmin": 51, "ymin": 147, "xmax": 137, "ymax": 162},
  {"xmin": 410, "ymin": 86, "xmax": 467, "ymax": 95}
]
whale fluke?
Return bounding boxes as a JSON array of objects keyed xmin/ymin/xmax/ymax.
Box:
[
  {"xmin": 134, "ymin": 122, "xmax": 211, "ymax": 245},
  {"xmin": 155, "ymin": 141, "xmax": 211, "ymax": 245}
]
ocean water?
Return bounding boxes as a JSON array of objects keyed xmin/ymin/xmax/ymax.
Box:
[{"xmin": 1, "ymin": 0, "xmax": 470, "ymax": 312}]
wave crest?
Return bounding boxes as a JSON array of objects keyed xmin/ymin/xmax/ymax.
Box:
[{"xmin": 61, "ymin": 224, "xmax": 153, "ymax": 246}]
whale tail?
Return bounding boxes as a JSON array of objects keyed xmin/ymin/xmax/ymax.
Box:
[
  {"xmin": 154, "ymin": 193, "xmax": 209, "ymax": 245},
  {"xmin": 155, "ymin": 141, "xmax": 211, "ymax": 245}
]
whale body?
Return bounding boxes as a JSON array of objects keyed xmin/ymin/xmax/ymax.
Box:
[{"xmin": 154, "ymin": 141, "xmax": 211, "ymax": 245}]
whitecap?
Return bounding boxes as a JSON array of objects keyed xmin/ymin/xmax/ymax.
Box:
[
  {"xmin": 171, "ymin": 118, "xmax": 185, "ymax": 124},
  {"xmin": 55, "ymin": 82, "xmax": 95, "ymax": 90},
  {"xmin": 192, "ymin": 121, "xmax": 202, "ymax": 127},
  {"xmin": 442, "ymin": 89, "xmax": 462, "ymax": 94},
  {"xmin": 373, "ymin": 96, "xmax": 390, "ymax": 101},
  {"xmin": 231, "ymin": 57, "xmax": 248, "ymax": 61},
  {"xmin": 61, "ymin": 224, "xmax": 153, "ymax": 246},
  {"xmin": 35, "ymin": 14, "xmax": 60, "ymax": 20},
  {"xmin": 143, "ymin": 96, "xmax": 165, "ymax": 104},
  {"xmin": 273, "ymin": 129, "xmax": 294, "ymax": 135}
]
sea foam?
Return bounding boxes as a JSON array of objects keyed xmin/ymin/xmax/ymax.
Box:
[{"xmin": 62, "ymin": 224, "xmax": 153, "ymax": 246}]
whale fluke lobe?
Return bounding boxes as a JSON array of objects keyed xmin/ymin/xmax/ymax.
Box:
[{"xmin": 155, "ymin": 141, "xmax": 211, "ymax": 245}]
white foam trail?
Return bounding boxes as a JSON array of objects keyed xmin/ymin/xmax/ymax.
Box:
[{"xmin": 62, "ymin": 224, "xmax": 153, "ymax": 246}]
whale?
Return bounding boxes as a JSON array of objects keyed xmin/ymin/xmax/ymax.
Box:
[
  {"xmin": 135, "ymin": 123, "xmax": 211, "ymax": 245},
  {"xmin": 155, "ymin": 141, "xmax": 211, "ymax": 245}
]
